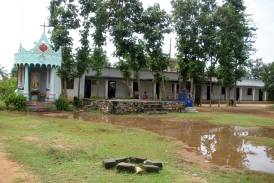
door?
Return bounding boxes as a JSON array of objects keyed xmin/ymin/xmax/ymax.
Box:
[
  {"xmin": 133, "ymin": 82, "xmax": 139, "ymax": 99},
  {"xmin": 84, "ymin": 79, "xmax": 91, "ymax": 98},
  {"xmin": 156, "ymin": 83, "xmax": 160, "ymax": 99},
  {"xmin": 259, "ymin": 89, "xmax": 263, "ymax": 101},
  {"xmin": 108, "ymin": 81, "xmax": 116, "ymax": 99},
  {"xmin": 207, "ymin": 85, "xmax": 211, "ymax": 101},
  {"xmin": 236, "ymin": 88, "xmax": 240, "ymax": 101}
]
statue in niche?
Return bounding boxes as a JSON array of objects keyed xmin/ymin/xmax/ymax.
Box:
[{"xmin": 31, "ymin": 71, "xmax": 40, "ymax": 91}]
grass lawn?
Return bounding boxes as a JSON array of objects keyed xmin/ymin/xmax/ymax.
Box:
[
  {"xmin": 0, "ymin": 111, "xmax": 274, "ymax": 183},
  {"xmin": 171, "ymin": 112, "xmax": 274, "ymax": 128}
]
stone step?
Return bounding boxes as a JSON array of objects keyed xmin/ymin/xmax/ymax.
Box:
[{"xmin": 185, "ymin": 107, "xmax": 198, "ymax": 113}]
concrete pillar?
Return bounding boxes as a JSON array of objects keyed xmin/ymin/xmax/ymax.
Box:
[
  {"xmin": 264, "ymin": 91, "xmax": 267, "ymax": 101},
  {"xmin": 252, "ymin": 88, "xmax": 256, "ymax": 101},
  {"xmin": 153, "ymin": 82, "xmax": 157, "ymax": 100},
  {"xmin": 174, "ymin": 83, "xmax": 177, "ymax": 100},
  {"xmin": 46, "ymin": 66, "xmax": 50, "ymax": 100},
  {"xmin": 49, "ymin": 66, "xmax": 56, "ymax": 101},
  {"xmin": 105, "ymin": 80, "xmax": 108, "ymax": 99},
  {"xmin": 23, "ymin": 65, "xmax": 29, "ymax": 100},
  {"xmin": 239, "ymin": 87, "xmax": 243, "ymax": 101}
]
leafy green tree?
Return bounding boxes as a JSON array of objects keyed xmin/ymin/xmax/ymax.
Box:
[
  {"xmin": 246, "ymin": 58, "xmax": 264, "ymax": 80},
  {"xmin": 142, "ymin": 4, "xmax": 171, "ymax": 99},
  {"xmin": 109, "ymin": 0, "xmax": 146, "ymax": 98},
  {"xmin": 172, "ymin": 0, "xmax": 203, "ymax": 103},
  {"xmin": 79, "ymin": 0, "xmax": 109, "ymax": 97},
  {"xmin": 199, "ymin": 0, "xmax": 218, "ymax": 106},
  {"xmin": 216, "ymin": 0, "xmax": 255, "ymax": 105},
  {"xmin": 261, "ymin": 62, "xmax": 274, "ymax": 100},
  {"xmin": 49, "ymin": 0, "xmax": 80, "ymax": 97}
]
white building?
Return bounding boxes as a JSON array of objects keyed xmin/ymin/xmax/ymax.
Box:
[{"xmin": 66, "ymin": 68, "xmax": 268, "ymax": 102}]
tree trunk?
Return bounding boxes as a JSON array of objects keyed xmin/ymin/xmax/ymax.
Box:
[
  {"xmin": 161, "ymin": 73, "xmax": 166, "ymax": 100},
  {"xmin": 218, "ymin": 85, "xmax": 221, "ymax": 108},
  {"xmin": 77, "ymin": 76, "xmax": 81, "ymax": 99},
  {"xmin": 123, "ymin": 80, "xmax": 133, "ymax": 98},
  {"xmin": 96, "ymin": 79, "xmax": 99, "ymax": 97},
  {"xmin": 234, "ymin": 82, "xmax": 237, "ymax": 107},
  {"xmin": 62, "ymin": 79, "xmax": 68, "ymax": 98},
  {"xmin": 209, "ymin": 78, "xmax": 213, "ymax": 108}
]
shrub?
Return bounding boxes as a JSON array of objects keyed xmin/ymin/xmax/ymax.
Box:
[
  {"xmin": 0, "ymin": 78, "xmax": 17, "ymax": 100},
  {"xmin": 55, "ymin": 95, "xmax": 70, "ymax": 111},
  {"xmin": 4, "ymin": 93, "xmax": 27, "ymax": 111},
  {"xmin": 0, "ymin": 100, "xmax": 6, "ymax": 110},
  {"xmin": 73, "ymin": 96, "xmax": 83, "ymax": 108}
]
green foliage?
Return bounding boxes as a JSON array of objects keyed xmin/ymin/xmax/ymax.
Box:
[
  {"xmin": 55, "ymin": 95, "xmax": 71, "ymax": 111},
  {"xmin": 0, "ymin": 64, "xmax": 8, "ymax": 79},
  {"xmin": 109, "ymin": 0, "xmax": 146, "ymax": 94},
  {"xmin": 261, "ymin": 62, "xmax": 274, "ymax": 100},
  {"xmin": 0, "ymin": 77, "xmax": 17, "ymax": 100},
  {"xmin": 246, "ymin": 58, "xmax": 265, "ymax": 80},
  {"xmin": 142, "ymin": 4, "xmax": 171, "ymax": 84},
  {"xmin": 73, "ymin": 96, "xmax": 83, "ymax": 108},
  {"xmin": 216, "ymin": 0, "xmax": 255, "ymax": 89},
  {"xmin": 49, "ymin": 0, "xmax": 80, "ymax": 96},
  {"xmin": 172, "ymin": 0, "xmax": 204, "ymax": 86},
  {"xmin": 4, "ymin": 93, "xmax": 26, "ymax": 111}
]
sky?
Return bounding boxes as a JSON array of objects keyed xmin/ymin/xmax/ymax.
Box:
[{"xmin": 0, "ymin": 0, "xmax": 274, "ymax": 72}]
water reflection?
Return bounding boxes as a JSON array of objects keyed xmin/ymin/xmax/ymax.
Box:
[{"xmin": 41, "ymin": 112, "xmax": 274, "ymax": 174}]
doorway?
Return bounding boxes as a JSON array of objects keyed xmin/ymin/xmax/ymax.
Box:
[
  {"xmin": 133, "ymin": 82, "xmax": 139, "ymax": 99},
  {"xmin": 207, "ymin": 85, "xmax": 211, "ymax": 101},
  {"xmin": 108, "ymin": 81, "xmax": 116, "ymax": 99},
  {"xmin": 156, "ymin": 83, "xmax": 160, "ymax": 99},
  {"xmin": 259, "ymin": 89, "xmax": 263, "ymax": 101},
  {"xmin": 84, "ymin": 79, "xmax": 91, "ymax": 98},
  {"xmin": 236, "ymin": 88, "xmax": 240, "ymax": 101}
]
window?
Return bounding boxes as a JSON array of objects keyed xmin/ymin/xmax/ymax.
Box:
[
  {"xmin": 221, "ymin": 87, "xmax": 226, "ymax": 95},
  {"xmin": 67, "ymin": 79, "xmax": 74, "ymax": 90},
  {"xmin": 247, "ymin": 88, "xmax": 252, "ymax": 96}
]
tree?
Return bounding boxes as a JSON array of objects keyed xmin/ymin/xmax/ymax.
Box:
[
  {"xmin": 199, "ymin": 0, "xmax": 218, "ymax": 107},
  {"xmin": 246, "ymin": 58, "xmax": 264, "ymax": 80},
  {"xmin": 0, "ymin": 65, "xmax": 8, "ymax": 79},
  {"xmin": 115, "ymin": 60, "xmax": 133, "ymax": 97},
  {"xmin": 261, "ymin": 62, "xmax": 274, "ymax": 100},
  {"xmin": 49, "ymin": 0, "xmax": 80, "ymax": 97},
  {"xmin": 172, "ymin": 0, "xmax": 203, "ymax": 103},
  {"xmin": 216, "ymin": 0, "xmax": 255, "ymax": 106},
  {"xmin": 109, "ymin": 0, "xmax": 146, "ymax": 98},
  {"xmin": 142, "ymin": 4, "xmax": 171, "ymax": 100},
  {"xmin": 90, "ymin": 0, "xmax": 109, "ymax": 96}
]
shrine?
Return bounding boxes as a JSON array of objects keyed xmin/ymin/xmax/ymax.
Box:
[{"xmin": 14, "ymin": 31, "xmax": 62, "ymax": 101}]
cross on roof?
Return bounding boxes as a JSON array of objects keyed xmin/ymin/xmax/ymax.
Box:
[{"xmin": 40, "ymin": 22, "xmax": 50, "ymax": 33}]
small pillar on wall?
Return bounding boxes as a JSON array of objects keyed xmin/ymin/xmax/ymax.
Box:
[
  {"xmin": 252, "ymin": 88, "xmax": 256, "ymax": 101},
  {"xmin": 105, "ymin": 80, "xmax": 108, "ymax": 99},
  {"xmin": 23, "ymin": 65, "xmax": 29, "ymax": 100}
]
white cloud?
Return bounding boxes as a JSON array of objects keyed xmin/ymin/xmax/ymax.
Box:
[{"xmin": 0, "ymin": 0, "xmax": 273, "ymax": 72}]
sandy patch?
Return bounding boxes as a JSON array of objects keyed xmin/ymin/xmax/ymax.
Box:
[{"xmin": 0, "ymin": 151, "xmax": 37, "ymax": 183}]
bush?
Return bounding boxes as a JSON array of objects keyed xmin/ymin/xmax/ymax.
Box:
[
  {"xmin": 0, "ymin": 100, "xmax": 6, "ymax": 110},
  {"xmin": 0, "ymin": 78, "xmax": 17, "ymax": 100},
  {"xmin": 4, "ymin": 93, "xmax": 27, "ymax": 111},
  {"xmin": 73, "ymin": 96, "xmax": 83, "ymax": 108},
  {"xmin": 55, "ymin": 95, "xmax": 71, "ymax": 111}
]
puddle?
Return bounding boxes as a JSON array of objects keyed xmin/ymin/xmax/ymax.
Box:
[{"xmin": 41, "ymin": 112, "xmax": 274, "ymax": 174}]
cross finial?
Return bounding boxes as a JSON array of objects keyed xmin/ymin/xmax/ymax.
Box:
[{"xmin": 40, "ymin": 21, "xmax": 50, "ymax": 33}]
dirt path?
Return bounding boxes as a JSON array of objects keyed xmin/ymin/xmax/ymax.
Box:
[{"xmin": 0, "ymin": 146, "xmax": 36, "ymax": 183}]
